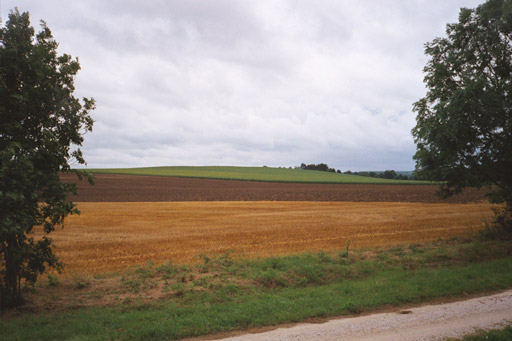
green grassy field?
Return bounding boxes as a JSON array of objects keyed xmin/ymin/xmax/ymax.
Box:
[{"xmin": 85, "ymin": 166, "xmax": 432, "ymax": 184}]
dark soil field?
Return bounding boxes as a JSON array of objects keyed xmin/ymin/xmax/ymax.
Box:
[{"xmin": 62, "ymin": 173, "xmax": 487, "ymax": 203}]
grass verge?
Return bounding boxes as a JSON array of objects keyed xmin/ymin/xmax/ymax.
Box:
[
  {"xmin": 460, "ymin": 326, "xmax": 512, "ymax": 340},
  {"xmin": 1, "ymin": 239, "xmax": 511, "ymax": 340},
  {"xmin": 85, "ymin": 166, "xmax": 432, "ymax": 185}
]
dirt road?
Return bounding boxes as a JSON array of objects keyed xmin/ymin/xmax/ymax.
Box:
[{"xmin": 217, "ymin": 290, "xmax": 512, "ymax": 341}]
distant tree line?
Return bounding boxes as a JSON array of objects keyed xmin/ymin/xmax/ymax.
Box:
[
  {"xmin": 344, "ymin": 170, "xmax": 418, "ymax": 180},
  {"xmin": 296, "ymin": 163, "xmax": 418, "ymax": 180},
  {"xmin": 298, "ymin": 163, "xmax": 341, "ymax": 173}
]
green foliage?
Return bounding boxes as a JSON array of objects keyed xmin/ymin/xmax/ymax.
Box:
[
  {"xmin": 412, "ymin": 0, "xmax": 512, "ymax": 214},
  {"xmin": 0, "ymin": 9, "xmax": 94, "ymax": 309},
  {"xmin": 73, "ymin": 280, "xmax": 87, "ymax": 290},
  {"xmin": 47, "ymin": 274, "xmax": 58, "ymax": 287},
  {"xmin": 87, "ymin": 166, "xmax": 432, "ymax": 185},
  {"xmin": 298, "ymin": 162, "xmax": 338, "ymax": 173},
  {"xmin": 480, "ymin": 206, "xmax": 512, "ymax": 240}
]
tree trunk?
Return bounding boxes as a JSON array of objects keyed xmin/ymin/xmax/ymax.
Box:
[{"xmin": 0, "ymin": 236, "xmax": 22, "ymax": 310}]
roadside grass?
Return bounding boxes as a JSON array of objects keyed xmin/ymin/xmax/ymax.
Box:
[
  {"xmin": 460, "ymin": 326, "xmax": 512, "ymax": 340},
  {"xmin": 1, "ymin": 238, "xmax": 512, "ymax": 340},
  {"xmin": 84, "ymin": 166, "xmax": 432, "ymax": 185}
]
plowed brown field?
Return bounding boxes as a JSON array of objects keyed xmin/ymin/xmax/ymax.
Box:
[
  {"xmin": 62, "ymin": 174, "xmax": 487, "ymax": 203},
  {"xmin": 43, "ymin": 201, "xmax": 493, "ymax": 276}
]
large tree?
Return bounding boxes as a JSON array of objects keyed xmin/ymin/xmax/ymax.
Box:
[
  {"xmin": 412, "ymin": 0, "xmax": 512, "ymax": 218},
  {"xmin": 0, "ymin": 9, "xmax": 94, "ymax": 309}
]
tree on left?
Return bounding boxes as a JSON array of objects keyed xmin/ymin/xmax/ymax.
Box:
[{"xmin": 0, "ymin": 9, "xmax": 94, "ymax": 310}]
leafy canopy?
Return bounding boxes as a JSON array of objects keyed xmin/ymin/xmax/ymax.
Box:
[
  {"xmin": 412, "ymin": 0, "xmax": 512, "ymax": 211},
  {"xmin": 0, "ymin": 9, "xmax": 94, "ymax": 309}
]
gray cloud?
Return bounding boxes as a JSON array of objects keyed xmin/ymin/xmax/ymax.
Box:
[{"xmin": 2, "ymin": 0, "xmax": 485, "ymax": 170}]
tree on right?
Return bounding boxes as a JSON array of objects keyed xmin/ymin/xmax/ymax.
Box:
[{"xmin": 412, "ymin": 0, "xmax": 512, "ymax": 229}]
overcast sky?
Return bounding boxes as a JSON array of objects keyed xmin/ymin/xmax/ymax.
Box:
[{"xmin": 2, "ymin": 1, "xmax": 485, "ymax": 171}]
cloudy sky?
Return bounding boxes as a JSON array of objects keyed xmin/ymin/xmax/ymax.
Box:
[{"xmin": 3, "ymin": 1, "xmax": 485, "ymax": 171}]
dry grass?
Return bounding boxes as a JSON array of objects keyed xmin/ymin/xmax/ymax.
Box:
[{"xmin": 36, "ymin": 201, "xmax": 493, "ymax": 277}]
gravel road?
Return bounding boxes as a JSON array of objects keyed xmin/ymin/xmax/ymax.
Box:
[{"xmin": 218, "ymin": 290, "xmax": 512, "ymax": 341}]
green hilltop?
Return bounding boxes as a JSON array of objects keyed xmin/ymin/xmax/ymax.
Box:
[{"xmin": 85, "ymin": 166, "xmax": 432, "ymax": 185}]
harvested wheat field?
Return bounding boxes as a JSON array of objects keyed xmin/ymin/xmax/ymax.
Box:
[{"xmin": 41, "ymin": 201, "xmax": 493, "ymax": 277}]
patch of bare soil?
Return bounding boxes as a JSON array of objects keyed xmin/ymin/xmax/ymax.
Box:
[
  {"xmin": 61, "ymin": 174, "xmax": 488, "ymax": 203},
  {"xmin": 5, "ymin": 269, "xmax": 207, "ymax": 317}
]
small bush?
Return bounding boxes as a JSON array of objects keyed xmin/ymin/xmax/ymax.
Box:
[
  {"xmin": 74, "ymin": 280, "xmax": 88, "ymax": 290},
  {"xmin": 480, "ymin": 207, "xmax": 512, "ymax": 241},
  {"xmin": 156, "ymin": 262, "xmax": 177, "ymax": 276},
  {"xmin": 47, "ymin": 274, "xmax": 59, "ymax": 287},
  {"xmin": 256, "ymin": 269, "xmax": 288, "ymax": 288},
  {"xmin": 72, "ymin": 273, "xmax": 89, "ymax": 290},
  {"xmin": 294, "ymin": 264, "xmax": 325, "ymax": 286}
]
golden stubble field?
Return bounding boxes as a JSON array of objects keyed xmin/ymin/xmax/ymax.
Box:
[{"xmin": 37, "ymin": 201, "xmax": 494, "ymax": 277}]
